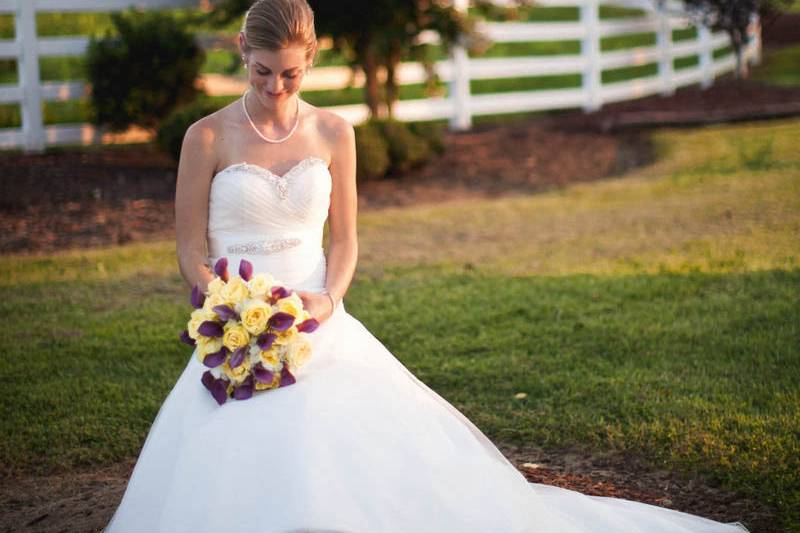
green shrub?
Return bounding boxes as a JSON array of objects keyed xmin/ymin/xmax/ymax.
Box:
[
  {"xmin": 354, "ymin": 120, "xmax": 391, "ymax": 181},
  {"xmin": 353, "ymin": 118, "xmax": 445, "ymax": 180},
  {"xmin": 156, "ymin": 97, "xmax": 224, "ymax": 162},
  {"xmin": 378, "ymin": 119, "xmax": 432, "ymax": 174},
  {"xmin": 407, "ymin": 121, "xmax": 446, "ymax": 155},
  {"xmin": 86, "ymin": 8, "xmax": 204, "ymax": 132}
]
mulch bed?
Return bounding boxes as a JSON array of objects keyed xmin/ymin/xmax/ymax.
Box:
[
  {"xmin": 549, "ymin": 78, "xmax": 800, "ymax": 132},
  {"xmin": 0, "ymin": 124, "xmax": 651, "ymax": 255},
  {"xmin": 3, "ymin": 77, "xmax": 800, "ymax": 256},
  {"xmin": 761, "ymin": 12, "xmax": 800, "ymax": 47}
]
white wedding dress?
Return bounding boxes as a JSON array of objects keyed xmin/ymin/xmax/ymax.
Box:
[{"xmin": 105, "ymin": 156, "xmax": 748, "ymax": 533}]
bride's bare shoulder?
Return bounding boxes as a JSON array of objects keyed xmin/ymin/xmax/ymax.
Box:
[
  {"xmin": 180, "ymin": 103, "xmax": 241, "ymax": 173},
  {"xmin": 304, "ymin": 102, "xmax": 355, "ymax": 160}
]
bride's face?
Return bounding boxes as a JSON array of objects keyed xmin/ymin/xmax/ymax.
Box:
[{"xmin": 241, "ymin": 39, "xmax": 310, "ymax": 109}]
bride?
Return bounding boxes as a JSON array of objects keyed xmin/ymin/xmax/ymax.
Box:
[{"xmin": 105, "ymin": 0, "xmax": 748, "ymax": 531}]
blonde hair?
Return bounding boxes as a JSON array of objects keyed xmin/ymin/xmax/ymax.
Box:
[{"xmin": 241, "ymin": 0, "xmax": 318, "ymax": 65}]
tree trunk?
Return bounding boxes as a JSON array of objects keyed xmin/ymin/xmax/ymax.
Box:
[
  {"xmin": 384, "ymin": 48, "xmax": 402, "ymax": 119},
  {"xmin": 362, "ymin": 48, "xmax": 383, "ymax": 118},
  {"xmin": 730, "ymin": 29, "xmax": 749, "ymax": 79}
]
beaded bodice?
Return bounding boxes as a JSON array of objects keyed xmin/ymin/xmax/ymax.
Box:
[{"xmin": 206, "ymin": 156, "xmax": 332, "ymax": 291}]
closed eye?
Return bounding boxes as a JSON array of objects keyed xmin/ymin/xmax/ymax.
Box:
[{"xmin": 256, "ymin": 70, "xmax": 298, "ymax": 79}]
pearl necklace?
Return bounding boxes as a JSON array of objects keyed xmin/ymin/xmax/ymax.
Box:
[{"xmin": 242, "ymin": 89, "xmax": 300, "ymax": 144}]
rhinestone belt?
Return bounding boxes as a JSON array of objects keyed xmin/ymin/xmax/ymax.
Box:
[{"xmin": 226, "ymin": 237, "xmax": 302, "ymax": 255}]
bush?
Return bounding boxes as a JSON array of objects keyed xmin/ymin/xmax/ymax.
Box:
[
  {"xmin": 376, "ymin": 119, "xmax": 432, "ymax": 175},
  {"xmin": 156, "ymin": 97, "xmax": 224, "ymax": 162},
  {"xmin": 407, "ymin": 121, "xmax": 446, "ymax": 155},
  {"xmin": 86, "ymin": 8, "xmax": 204, "ymax": 132},
  {"xmin": 353, "ymin": 118, "xmax": 446, "ymax": 180},
  {"xmin": 354, "ymin": 120, "xmax": 391, "ymax": 182}
]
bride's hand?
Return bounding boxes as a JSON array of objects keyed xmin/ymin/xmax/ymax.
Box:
[{"xmin": 295, "ymin": 290, "xmax": 333, "ymax": 323}]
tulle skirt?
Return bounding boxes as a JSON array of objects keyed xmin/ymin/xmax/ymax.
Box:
[{"xmin": 104, "ymin": 302, "xmax": 748, "ymax": 533}]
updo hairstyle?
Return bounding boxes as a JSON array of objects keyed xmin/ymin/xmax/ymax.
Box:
[{"xmin": 240, "ymin": 0, "xmax": 318, "ymax": 66}]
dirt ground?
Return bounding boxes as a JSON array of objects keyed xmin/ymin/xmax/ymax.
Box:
[
  {"xmin": 0, "ymin": 445, "xmax": 776, "ymax": 533},
  {"xmin": 2, "ymin": 29, "xmax": 798, "ymax": 532}
]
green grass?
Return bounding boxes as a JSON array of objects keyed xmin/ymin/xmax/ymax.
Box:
[
  {"xmin": 469, "ymin": 4, "xmax": 646, "ymax": 21},
  {"xmin": 602, "ymin": 63, "xmax": 657, "ymax": 83},
  {"xmin": 472, "ymin": 73, "xmax": 581, "ymax": 94},
  {"xmin": 471, "ymin": 40, "xmax": 582, "ymax": 58},
  {"xmin": 752, "ymin": 44, "xmax": 800, "ymax": 87},
  {"xmin": 1, "ymin": 119, "xmax": 799, "ymax": 529}
]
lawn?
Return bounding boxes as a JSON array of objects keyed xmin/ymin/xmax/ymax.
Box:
[
  {"xmin": 1, "ymin": 118, "xmax": 798, "ymax": 530},
  {"xmin": 752, "ymin": 44, "xmax": 800, "ymax": 87}
]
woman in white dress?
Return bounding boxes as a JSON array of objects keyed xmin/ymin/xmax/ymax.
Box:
[{"xmin": 104, "ymin": 0, "xmax": 749, "ymax": 531}]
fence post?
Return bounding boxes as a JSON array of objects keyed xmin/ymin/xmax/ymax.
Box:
[
  {"xmin": 15, "ymin": 0, "xmax": 45, "ymax": 153},
  {"xmin": 449, "ymin": 0, "xmax": 471, "ymax": 131},
  {"xmin": 698, "ymin": 22, "xmax": 712, "ymax": 89},
  {"xmin": 581, "ymin": 0, "xmax": 601, "ymax": 112},
  {"xmin": 656, "ymin": 5, "xmax": 674, "ymax": 96}
]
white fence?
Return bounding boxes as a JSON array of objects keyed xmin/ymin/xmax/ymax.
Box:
[{"xmin": 0, "ymin": 0, "xmax": 760, "ymax": 152}]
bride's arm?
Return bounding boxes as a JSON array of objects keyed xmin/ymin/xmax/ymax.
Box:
[
  {"xmin": 323, "ymin": 118, "xmax": 358, "ymax": 311},
  {"xmin": 175, "ymin": 120, "xmax": 218, "ymax": 294}
]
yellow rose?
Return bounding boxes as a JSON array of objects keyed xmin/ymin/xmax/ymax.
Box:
[
  {"xmin": 187, "ymin": 308, "xmax": 218, "ymax": 340},
  {"xmin": 202, "ymin": 293, "xmax": 226, "ymax": 314},
  {"xmin": 222, "ymin": 321, "xmax": 250, "ymax": 352},
  {"xmin": 206, "ymin": 277, "xmax": 225, "ymax": 297},
  {"xmin": 259, "ymin": 346, "xmax": 283, "ymax": 372},
  {"xmin": 195, "ymin": 336, "xmax": 223, "ymax": 365},
  {"xmin": 286, "ymin": 337, "xmax": 312, "ymax": 370},
  {"xmin": 240, "ymin": 299, "xmax": 270, "ymax": 335},
  {"xmin": 247, "ymin": 273, "xmax": 276, "ymax": 299},
  {"xmin": 221, "ymin": 276, "xmax": 249, "ymax": 306},
  {"xmin": 273, "ymin": 326, "xmax": 299, "ymax": 346},
  {"xmin": 275, "ymin": 292, "xmax": 305, "ymax": 318},
  {"xmin": 221, "ymin": 354, "xmax": 252, "ymax": 384}
]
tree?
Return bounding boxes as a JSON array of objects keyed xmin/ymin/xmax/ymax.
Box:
[
  {"xmin": 678, "ymin": 0, "xmax": 790, "ymax": 78},
  {"xmin": 206, "ymin": 0, "xmax": 482, "ymax": 119},
  {"xmin": 86, "ymin": 9, "xmax": 204, "ymax": 132}
]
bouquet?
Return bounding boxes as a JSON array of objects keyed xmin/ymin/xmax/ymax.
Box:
[{"xmin": 179, "ymin": 257, "xmax": 319, "ymax": 405}]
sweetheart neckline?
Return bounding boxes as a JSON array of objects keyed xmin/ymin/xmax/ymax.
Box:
[{"xmin": 213, "ymin": 156, "xmax": 329, "ymax": 181}]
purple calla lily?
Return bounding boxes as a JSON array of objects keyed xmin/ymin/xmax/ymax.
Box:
[
  {"xmin": 239, "ymin": 259, "xmax": 254, "ymax": 281},
  {"xmin": 233, "ymin": 375, "xmax": 254, "ymax": 400},
  {"xmin": 270, "ymin": 286, "xmax": 291, "ymax": 303},
  {"xmin": 268, "ymin": 312, "xmax": 295, "ymax": 332},
  {"xmin": 279, "ymin": 366, "xmax": 296, "ymax": 387},
  {"xmin": 202, "ymin": 371, "xmax": 229, "ymax": 405},
  {"xmin": 252, "ymin": 362, "xmax": 275, "ymax": 383},
  {"xmin": 297, "ymin": 318, "xmax": 319, "ymax": 333},
  {"xmin": 214, "ymin": 257, "xmax": 229, "ymax": 282},
  {"xmin": 190, "ymin": 284, "xmax": 205, "ymax": 309},
  {"xmin": 198, "ymin": 320, "xmax": 224, "ymax": 338},
  {"xmin": 179, "ymin": 329, "xmax": 196, "ymax": 346},
  {"xmin": 201, "ymin": 370, "xmax": 215, "ymax": 392},
  {"xmin": 229, "ymin": 346, "xmax": 247, "ymax": 368},
  {"xmin": 202, "ymin": 346, "xmax": 228, "ymax": 368},
  {"xmin": 257, "ymin": 332, "xmax": 277, "ymax": 350},
  {"xmin": 213, "ymin": 304, "xmax": 240, "ymax": 322}
]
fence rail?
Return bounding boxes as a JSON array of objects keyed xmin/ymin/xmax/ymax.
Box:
[{"xmin": 0, "ymin": 0, "xmax": 760, "ymax": 152}]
